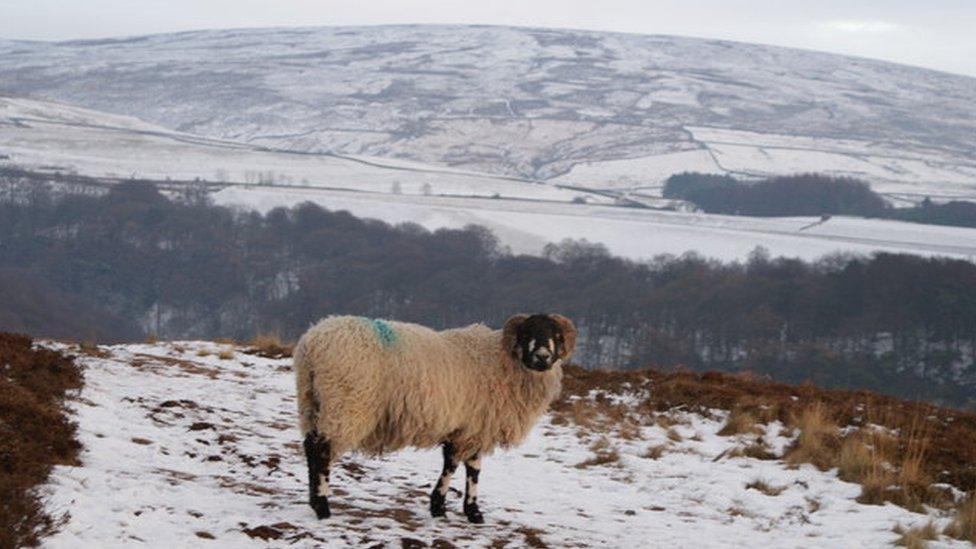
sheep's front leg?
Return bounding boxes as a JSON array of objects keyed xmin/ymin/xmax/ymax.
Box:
[
  {"xmin": 430, "ymin": 441, "xmax": 458, "ymax": 518},
  {"xmin": 303, "ymin": 431, "xmax": 331, "ymax": 519},
  {"xmin": 463, "ymin": 455, "xmax": 484, "ymax": 524}
]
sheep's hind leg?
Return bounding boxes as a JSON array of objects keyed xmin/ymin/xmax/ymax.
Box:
[
  {"xmin": 303, "ymin": 431, "xmax": 332, "ymax": 519},
  {"xmin": 463, "ymin": 455, "xmax": 484, "ymax": 523},
  {"xmin": 430, "ymin": 441, "xmax": 459, "ymax": 518}
]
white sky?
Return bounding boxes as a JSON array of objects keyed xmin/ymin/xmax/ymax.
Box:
[{"xmin": 1, "ymin": 0, "xmax": 975, "ymax": 77}]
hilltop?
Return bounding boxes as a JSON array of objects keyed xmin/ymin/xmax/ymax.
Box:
[{"xmin": 12, "ymin": 337, "xmax": 973, "ymax": 547}]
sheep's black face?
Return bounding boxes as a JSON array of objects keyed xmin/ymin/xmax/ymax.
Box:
[{"xmin": 513, "ymin": 314, "xmax": 565, "ymax": 372}]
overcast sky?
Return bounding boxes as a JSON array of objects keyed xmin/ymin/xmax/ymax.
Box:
[{"xmin": 2, "ymin": 0, "xmax": 974, "ymax": 77}]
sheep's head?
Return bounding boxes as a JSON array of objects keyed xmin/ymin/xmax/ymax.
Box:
[{"xmin": 502, "ymin": 313, "xmax": 577, "ymax": 372}]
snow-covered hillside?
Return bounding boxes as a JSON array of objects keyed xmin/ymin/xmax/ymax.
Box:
[
  {"xmin": 0, "ymin": 96, "xmax": 600, "ymax": 204},
  {"xmin": 8, "ymin": 95, "xmax": 976, "ymax": 262},
  {"xmin": 2, "ymin": 25, "xmax": 976, "ymax": 199},
  {"xmin": 3, "ymin": 94, "xmax": 976, "ymax": 262},
  {"xmin": 41, "ymin": 341, "xmax": 968, "ymax": 548},
  {"xmin": 4, "ymin": 29, "xmax": 976, "ymax": 263}
]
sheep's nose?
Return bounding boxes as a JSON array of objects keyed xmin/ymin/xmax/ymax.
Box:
[{"xmin": 535, "ymin": 347, "xmax": 551, "ymax": 359}]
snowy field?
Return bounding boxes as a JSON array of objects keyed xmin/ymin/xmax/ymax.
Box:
[
  {"xmin": 554, "ymin": 128, "xmax": 976, "ymax": 203},
  {"xmin": 0, "ymin": 97, "xmax": 603, "ymax": 204},
  {"xmin": 213, "ymin": 186, "xmax": 976, "ymax": 262},
  {"xmin": 41, "ymin": 341, "xmax": 968, "ymax": 548},
  {"xmin": 5, "ymin": 95, "xmax": 976, "ymax": 263}
]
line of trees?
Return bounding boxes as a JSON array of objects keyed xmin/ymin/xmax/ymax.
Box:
[
  {"xmin": 663, "ymin": 172, "xmax": 976, "ymax": 228},
  {"xmin": 2, "ymin": 176, "xmax": 975, "ymax": 407}
]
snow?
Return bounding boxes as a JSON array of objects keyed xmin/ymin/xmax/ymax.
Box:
[
  {"xmin": 41, "ymin": 341, "xmax": 967, "ymax": 548},
  {"xmin": 2, "ymin": 25, "xmax": 974, "ymax": 188},
  {"xmin": 6, "ymin": 95, "xmax": 976, "ymax": 264},
  {"xmin": 552, "ymin": 148, "xmax": 723, "ymax": 191},
  {"xmin": 0, "ymin": 96, "xmax": 164, "ymax": 132},
  {"xmin": 690, "ymin": 126, "xmax": 976, "ymax": 201},
  {"xmin": 212, "ymin": 186, "xmax": 976, "ymax": 262},
  {"xmin": 4, "ymin": 31, "xmax": 976, "ymax": 266},
  {"xmin": 0, "ymin": 96, "xmax": 603, "ymax": 204}
]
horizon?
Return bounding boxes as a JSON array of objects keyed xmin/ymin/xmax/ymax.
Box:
[
  {"xmin": 2, "ymin": 22, "xmax": 973, "ymax": 81},
  {"xmin": 1, "ymin": 0, "xmax": 974, "ymax": 78}
]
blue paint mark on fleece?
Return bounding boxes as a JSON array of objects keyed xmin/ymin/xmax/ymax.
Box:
[{"xmin": 361, "ymin": 318, "xmax": 398, "ymax": 347}]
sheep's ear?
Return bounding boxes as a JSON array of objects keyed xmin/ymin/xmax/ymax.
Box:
[
  {"xmin": 501, "ymin": 314, "xmax": 529, "ymax": 356},
  {"xmin": 549, "ymin": 314, "xmax": 578, "ymax": 359}
]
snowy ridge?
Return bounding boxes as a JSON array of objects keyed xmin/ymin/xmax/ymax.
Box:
[
  {"xmin": 41, "ymin": 342, "xmax": 967, "ymax": 548},
  {"xmin": 2, "ymin": 25, "xmax": 975, "ymax": 197}
]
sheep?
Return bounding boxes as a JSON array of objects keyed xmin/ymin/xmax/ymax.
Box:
[{"xmin": 293, "ymin": 313, "xmax": 577, "ymax": 523}]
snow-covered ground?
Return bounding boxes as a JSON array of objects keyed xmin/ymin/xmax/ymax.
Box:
[
  {"xmin": 3, "ymin": 25, "xmax": 975, "ymax": 191},
  {"xmin": 41, "ymin": 342, "xmax": 968, "ymax": 548},
  {"xmin": 213, "ymin": 185, "xmax": 976, "ymax": 262},
  {"xmin": 555, "ymin": 128, "xmax": 976, "ymax": 204},
  {"xmin": 0, "ymin": 96, "xmax": 603, "ymax": 204}
]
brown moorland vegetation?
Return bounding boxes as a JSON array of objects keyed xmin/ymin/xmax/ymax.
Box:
[
  {"xmin": 244, "ymin": 333, "xmax": 294, "ymax": 359},
  {"xmin": 554, "ymin": 365, "xmax": 976, "ymax": 517},
  {"xmin": 0, "ymin": 333, "xmax": 83, "ymax": 548},
  {"xmin": 945, "ymin": 492, "xmax": 976, "ymax": 543}
]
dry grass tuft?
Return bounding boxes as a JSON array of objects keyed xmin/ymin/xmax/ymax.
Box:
[
  {"xmin": 742, "ymin": 440, "xmax": 777, "ymax": 460},
  {"xmin": 562, "ymin": 398, "xmax": 599, "ymax": 430},
  {"xmin": 893, "ymin": 521, "xmax": 938, "ymax": 548},
  {"xmin": 746, "ymin": 479, "xmax": 787, "ymax": 497},
  {"xmin": 617, "ymin": 420, "xmax": 641, "ymax": 441},
  {"xmin": 945, "ymin": 493, "xmax": 976, "ymax": 543},
  {"xmin": 726, "ymin": 505, "xmax": 752, "ymax": 518},
  {"xmin": 856, "ymin": 418, "xmax": 942, "ymax": 512},
  {"xmin": 856, "ymin": 462, "xmax": 896, "ymax": 506},
  {"xmin": 575, "ymin": 438, "xmax": 621, "ymax": 468},
  {"xmin": 643, "ymin": 444, "xmax": 667, "ymax": 460},
  {"xmin": 654, "ymin": 413, "xmax": 682, "ymax": 429},
  {"xmin": 896, "ymin": 421, "xmax": 933, "ymax": 509},
  {"xmin": 76, "ymin": 340, "xmax": 107, "ymax": 357},
  {"xmin": 217, "ymin": 348, "xmax": 235, "ymax": 360},
  {"xmin": 195, "ymin": 348, "xmax": 212, "ymax": 357},
  {"xmin": 666, "ymin": 428, "xmax": 683, "ymax": 442},
  {"xmin": 717, "ymin": 409, "xmax": 759, "ymax": 436},
  {"xmin": 837, "ymin": 436, "xmax": 876, "ymax": 483},
  {"xmin": 246, "ymin": 332, "xmax": 293, "ymax": 359},
  {"xmin": 785, "ymin": 402, "xmax": 839, "ymax": 470}
]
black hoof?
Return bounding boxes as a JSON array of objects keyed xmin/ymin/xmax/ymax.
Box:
[
  {"xmin": 430, "ymin": 492, "xmax": 446, "ymax": 518},
  {"xmin": 310, "ymin": 496, "xmax": 331, "ymax": 519},
  {"xmin": 464, "ymin": 504, "xmax": 484, "ymax": 524}
]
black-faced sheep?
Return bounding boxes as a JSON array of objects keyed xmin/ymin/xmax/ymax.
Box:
[{"xmin": 293, "ymin": 313, "xmax": 577, "ymax": 523}]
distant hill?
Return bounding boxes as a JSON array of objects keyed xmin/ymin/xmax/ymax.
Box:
[{"xmin": 2, "ymin": 25, "xmax": 975, "ymax": 202}]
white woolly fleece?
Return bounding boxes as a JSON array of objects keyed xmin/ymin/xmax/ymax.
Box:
[{"xmin": 294, "ymin": 315, "xmax": 569, "ymax": 461}]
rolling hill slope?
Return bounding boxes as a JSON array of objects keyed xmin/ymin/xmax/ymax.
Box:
[
  {"xmin": 5, "ymin": 95, "xmax": 976, "ymax": 262},
  {"xmin": 2, "ymin": 25, "xmax": 976, "ymax": 200},
  {"xmin": 0, "ymin": 95, "xmax": 594, "ymax": 203}
]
